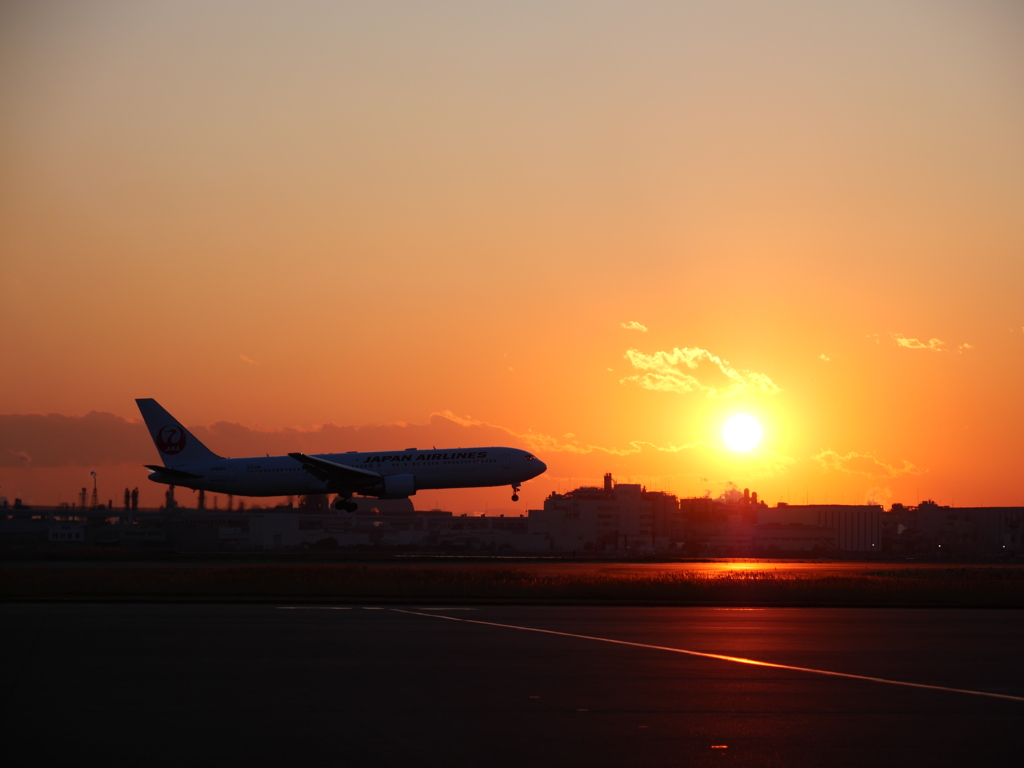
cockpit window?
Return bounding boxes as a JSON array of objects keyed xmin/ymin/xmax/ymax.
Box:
[{"xmin": 525, "ymin": 454, "xmax": 536, "ymax": 460}]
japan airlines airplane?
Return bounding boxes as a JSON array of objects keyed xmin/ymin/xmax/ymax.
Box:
[{"xmin": 137, "ymin": 399, "xmax": 547, "ymax": 511}]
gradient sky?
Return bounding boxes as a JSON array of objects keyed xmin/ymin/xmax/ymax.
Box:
[{"xmin": 2, "ymin": 0, "xmax": 1023, "ymax": 511}]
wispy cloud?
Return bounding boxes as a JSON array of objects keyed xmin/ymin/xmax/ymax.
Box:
[
  {"xmin": 240, "ymin": 354, "xmax": 257, "ymax": 364},
  {"xmin": 440, "ymin": 410, "xmax": 798, "ymax": 480},
  {"xmin": 620, "ymin": 321, "xmax": 648, "ymax": 332},
  {"xmin": 819, "ymin": 353, "xmax": 831, "ymax": 362},
  {"xmin": 892, "ymin": 334, "xmax": 945, "ymax": 351},
  {"xmin": 743, "ymin": 448, "xmax": 798, "ymax": 476},
  {"xmin": 440, "ymin": 410, "xmax": 701, "ymax": 456},
  {"xmin": 864, "ymin": 487, "xmax": 892, "ymax": 506},
  {"xmin": 812, "ymin": 449, "xmax": 923, "ymax": 478},
  {"xmin": 621, "ymin": 347, "xmax": 781, "ymax": 398},
  {"xmin": 0, "ymin": 412, "xmax": 150, "ymax": 468},
  {"xmin": 891, "ymin": 334, "xmax": 973, "ymax": 354}
]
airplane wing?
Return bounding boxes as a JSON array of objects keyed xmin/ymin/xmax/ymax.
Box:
[{"xmin": 288, "ymin": 452, "xmax": 381, "ymax": 488}]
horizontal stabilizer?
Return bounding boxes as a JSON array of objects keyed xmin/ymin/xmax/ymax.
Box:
[{"xmin": 145, "ymin": 464, "xmax": 204, "ymax": 480}]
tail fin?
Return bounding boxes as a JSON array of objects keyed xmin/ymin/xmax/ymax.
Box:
[{"xmin": 135, "ymin": 399, "xmax": 222, "ymax": 467}]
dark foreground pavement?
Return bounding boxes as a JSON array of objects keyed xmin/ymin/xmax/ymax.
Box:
[{"xmin": 2, "ymin": 604, "xmax": 1023, "ymax": 767}]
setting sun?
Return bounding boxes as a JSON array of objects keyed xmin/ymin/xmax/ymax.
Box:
[{"xmin": 723, "ymin": 415, "xmax": 763, "ymax": 453}]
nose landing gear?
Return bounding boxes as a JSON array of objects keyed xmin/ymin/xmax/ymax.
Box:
[{"xmin": 511, "ymin": 484, "xmax": 521, "ymax": 502}]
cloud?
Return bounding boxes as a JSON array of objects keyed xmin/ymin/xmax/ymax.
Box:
[
  {"xmin": 0, "ymin": 412, "xmax": 151, "ymax": 468},
  {"xmin": 620, "ymin": 321, "xmax": 648, "ymax": 332},
  {"xmin": 1, "ymin": 407, "xmax": 806, "ymax": 503},
  {"xmin": 819, "ymin": 353, "xmax": 831, "ymax": 362},
  {"xmin": 0, "ymin": 409, "xmax": 696, "ymax": 468},
  {"xmin": 717, "ymin": 482, "xmax": 744, "ymax": 503},
  {"xmin": 0, "ymin": 411, "xmax": 528, "ymax": 468},
  {"xmin": 0, "ymin": 409, "xmax": 819, "ymax": 512},
  {"xmin": 751, "ymin": 448, "xmax": 798, "ymax": 476},
  {"xmin": 864, "ymin": 487, "xmax": 892, "ymax": 506},
  {"xmin": 891, "ymin": 334, "xmax": 973, "ymax": 354},
  {"xmin": 440, "ymin": 413, "xmax": 801, "ymax": 486},
  {"xmin": 892, "ymin": 334, "xmax": 945, "ymax": 351},
  {"xmin": 438, "ymin": 410, "xmax": 699, "ymax": 457},
  {"xmin": 621, "ymin": 347, "xmax": 781, "ymax": 398},
  {"xmin": 240, "ymin": 354, "xmax": 257, "ymax": 364},
  {"xmin": 811, "ymin": 449, "xmax": 923, "ymax": 478}
]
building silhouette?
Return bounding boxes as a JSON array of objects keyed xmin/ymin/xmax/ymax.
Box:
[{"xmin": 3, "ymin": 475, "xmax": 1023, "ymax": 557}]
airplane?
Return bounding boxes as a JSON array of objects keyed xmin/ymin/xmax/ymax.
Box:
[{"xmin": 136, "ymin": 399, "xmax": 547, "ymax": 512}]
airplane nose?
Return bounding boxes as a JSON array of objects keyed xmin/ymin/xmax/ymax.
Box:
[{"xmin": 534, "ymin": 459, "xmax": 548, "ymax": 477}]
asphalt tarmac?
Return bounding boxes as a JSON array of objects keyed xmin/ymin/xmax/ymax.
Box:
[{"xmin": 2, "ymin": 604, "xmax": 1023, "ymax": 767}]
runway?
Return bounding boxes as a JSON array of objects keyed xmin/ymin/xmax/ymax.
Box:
[{"xmin": 2, "ymin": 604, "xmax": 1023, "ymax": 766}]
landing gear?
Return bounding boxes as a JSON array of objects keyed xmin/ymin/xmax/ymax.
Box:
[
  {"xmin": 511, "ymin": 484, "xmax": 521, "ymax": 502},
  {"xmin": 333, "ymin": 497, "xmax": 358, "ymax": 513}
]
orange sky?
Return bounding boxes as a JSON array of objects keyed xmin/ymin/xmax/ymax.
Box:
[{"xmin": 1, "ymin": 1, "xmax": 1023, "ymax": 511}]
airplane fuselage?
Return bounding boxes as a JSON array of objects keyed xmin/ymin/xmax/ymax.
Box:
[{"xmin": 146, "ymin": 446, "xmax": 543, "ymax": 498}]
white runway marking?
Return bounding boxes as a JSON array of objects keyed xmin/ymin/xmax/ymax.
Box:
[{"xmin": 391, "ymin": 608, "xmax": 1024, "ymax": 704}]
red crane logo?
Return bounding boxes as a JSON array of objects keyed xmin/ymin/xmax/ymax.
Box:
[{"xmin": 156, "ymin": 425, "xmax": 187, "ymax": 455}]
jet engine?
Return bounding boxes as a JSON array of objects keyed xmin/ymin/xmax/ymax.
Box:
[{"xmin": 375, "ymin": 474, "xmax": 416, "ymax": 499}]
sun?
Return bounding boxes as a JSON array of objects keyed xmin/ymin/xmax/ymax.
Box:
[{"xmin": 723, "ymin": 414, "xmax": 762, "ymax": 452}]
